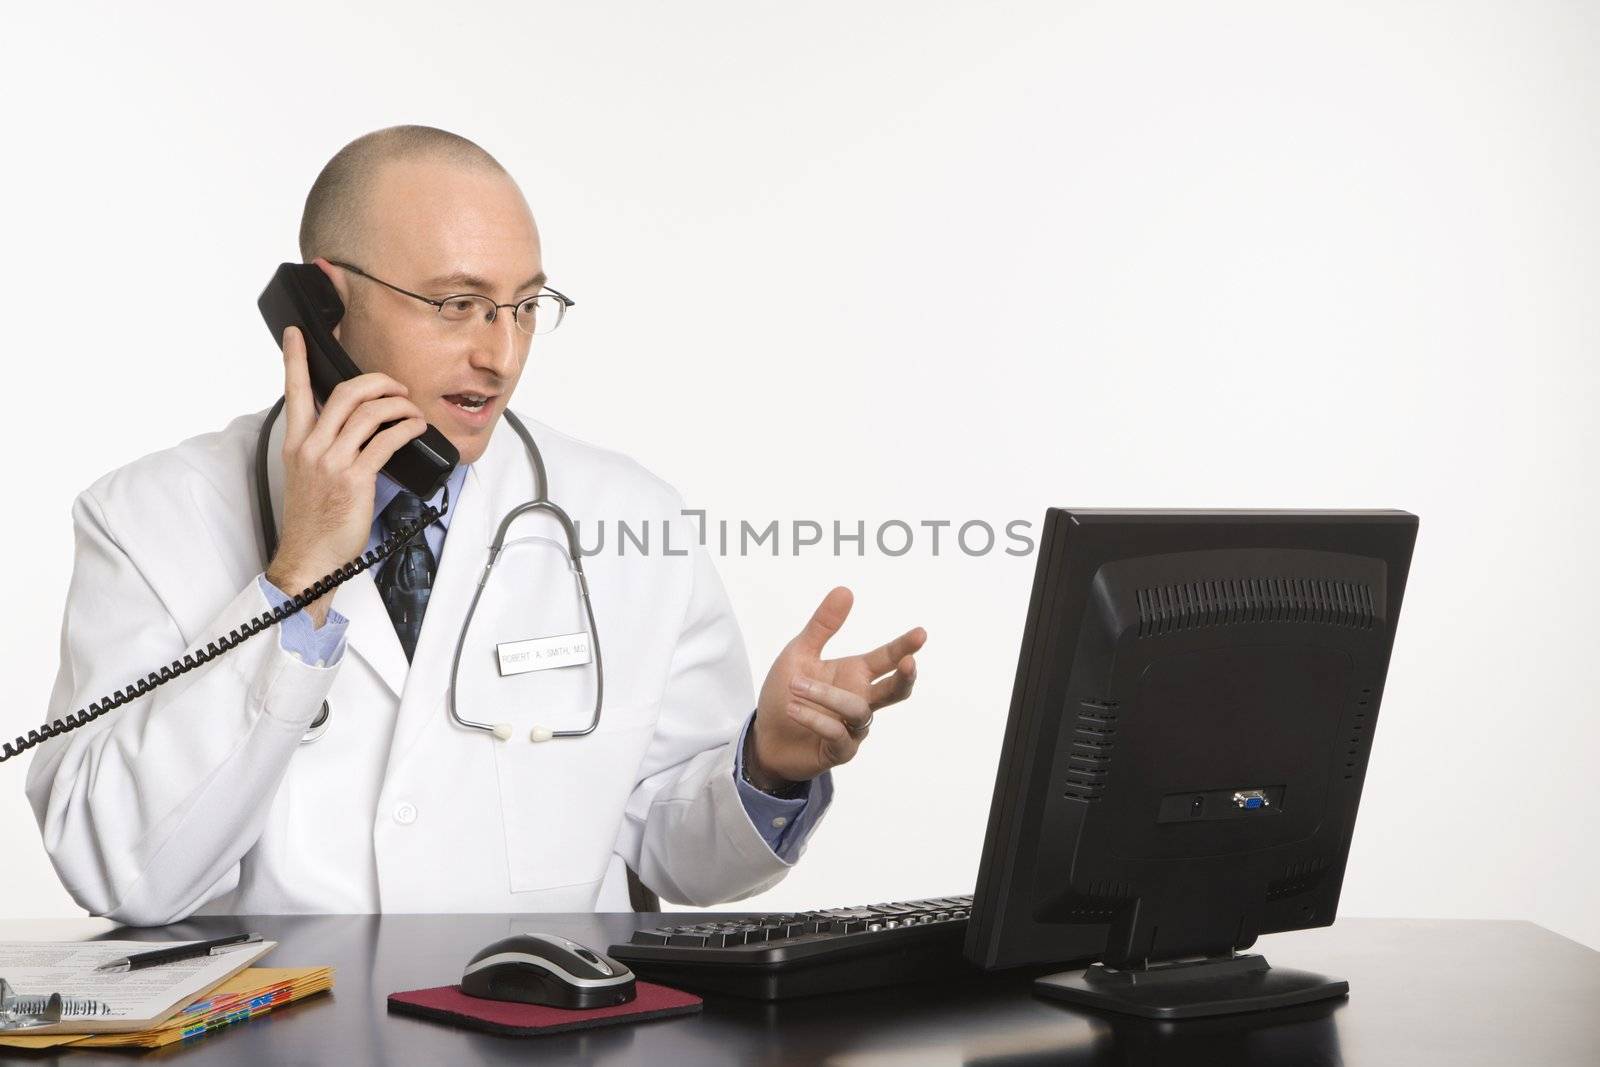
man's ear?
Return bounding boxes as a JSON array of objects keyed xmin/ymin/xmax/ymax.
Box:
[{"xmin": 309, "ymin": 256, "xmax": 349, "ymax": 342}]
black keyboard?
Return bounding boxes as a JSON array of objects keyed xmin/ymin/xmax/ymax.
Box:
[{"xmin": 608, "ymin": 894, "xmax": 976, "ymax": 1000}]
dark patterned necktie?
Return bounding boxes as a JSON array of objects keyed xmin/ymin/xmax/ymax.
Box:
[{"xmin": 376, "ymin": 491, "xmax": 438, "ymax": 662}]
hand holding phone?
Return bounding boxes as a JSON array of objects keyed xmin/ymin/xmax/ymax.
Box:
[
  {"xmin": 264, "ymin": 324, "xmax": 431, "ymax": 625},
  {"xmin": 257, "ymin": 261, "xmax": 460, "ymax": 621},
  {"xmin": 257, "ymin": 262, "xmax": 459, "ymax": 497}
]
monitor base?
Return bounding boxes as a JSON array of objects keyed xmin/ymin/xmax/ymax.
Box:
[{"xmin": 1034, "ymin": 953, "xmax": 1348, "ymax": 1020}]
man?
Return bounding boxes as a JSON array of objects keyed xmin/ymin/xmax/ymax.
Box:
[{"xmin": 25, "ymin": 126, "xmax": 925, "ymax": 924}]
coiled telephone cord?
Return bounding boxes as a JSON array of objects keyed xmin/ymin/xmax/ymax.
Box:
[{"xmin": 0, "ymin": 501, "xmax": 446, "ymax": 764}]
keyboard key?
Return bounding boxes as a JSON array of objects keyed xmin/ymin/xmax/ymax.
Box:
[
  {"xmin": 668, "ymin": 932, "xmax": 711, "ymax": 947},
  {"xmin": 630, "ymin": 930, "xmax": 671, "ymax": 945}
]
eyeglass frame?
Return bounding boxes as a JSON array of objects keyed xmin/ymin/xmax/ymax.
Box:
[{"xmin": 326, "ymin": 258, "xmax": 575, "ymax": 335}]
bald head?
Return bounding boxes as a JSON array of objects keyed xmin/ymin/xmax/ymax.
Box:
[
  {"xmin": 292, "ymin": 126, "xmax": 544, "ymax": 466},
  {"xmin": 298, "ymin": 125, "xmax": 508, "ymax": 262}
]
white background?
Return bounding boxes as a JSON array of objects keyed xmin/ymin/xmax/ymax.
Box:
[{"xmin": 2, "ymin": 2, "xmax": 1595, "ymax": 950}]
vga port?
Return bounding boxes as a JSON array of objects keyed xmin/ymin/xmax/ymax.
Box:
[{"xmin": 1232, "ymin": 789, "xmax": 1270, "ymax": 810}]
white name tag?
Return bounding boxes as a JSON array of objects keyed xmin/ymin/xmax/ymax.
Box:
[{"xmin": 496, "ymin": 632, "xmax": 594, "ymax": 676}]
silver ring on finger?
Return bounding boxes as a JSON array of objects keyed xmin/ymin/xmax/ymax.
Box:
[{"xmin": 846, "ymin": 713, "xmax": 874, "ymax": 738}]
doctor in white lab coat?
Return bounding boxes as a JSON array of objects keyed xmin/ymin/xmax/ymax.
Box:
[{"xmin": 24, "ymin": 126, "xmax": 926, "ymax": 925}]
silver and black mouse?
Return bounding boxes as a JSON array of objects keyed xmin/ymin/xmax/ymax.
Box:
[{"xmin": 460, "ymin": 932, "xmax": 637, "ymax": 1010}]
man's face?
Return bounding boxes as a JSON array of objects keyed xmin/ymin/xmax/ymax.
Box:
[{"xmin": 323, "ymin": 157, "xmax": 545, "ymax": 466}]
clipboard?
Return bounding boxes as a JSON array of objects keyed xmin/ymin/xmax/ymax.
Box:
[{"xmin": 0, "ymin": 938, "xmax": 275, "ymax": 1035}]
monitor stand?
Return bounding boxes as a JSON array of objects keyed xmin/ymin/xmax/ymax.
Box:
[{"xmin": 1033, "ymin": 953, "xmax": 1348, "ymax": 1020}]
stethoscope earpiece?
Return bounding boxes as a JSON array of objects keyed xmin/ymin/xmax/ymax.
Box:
[
  {"xmin": 492, "ymin": 723, "xmax": 513, "ymax": 741},
  {"xmin": 529, "ymin": 726, "xmax": 553, "ymax": 743}
]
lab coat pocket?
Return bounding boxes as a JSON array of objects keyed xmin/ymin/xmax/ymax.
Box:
[{"xmin": 492, "ymin": 718, "xmax": 656, "ymax": 894}]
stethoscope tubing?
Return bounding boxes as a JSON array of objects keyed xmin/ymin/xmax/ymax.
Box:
[
  {"xmin": 447, "ymin": 498, "xmax": 604, "ymax": 740},
  {"xmin": 255, "ymin": 399, "xmax": 604, "ymax": 744}
]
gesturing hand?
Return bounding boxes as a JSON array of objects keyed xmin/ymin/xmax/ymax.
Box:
[{"xmin": 748, "ymin": 586, "xmax": 927, "ymax": 789}]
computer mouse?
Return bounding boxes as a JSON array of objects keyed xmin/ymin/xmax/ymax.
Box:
[{"xmin": 459, "ymin": 932, "xmax": 637, "ymax": 1010}]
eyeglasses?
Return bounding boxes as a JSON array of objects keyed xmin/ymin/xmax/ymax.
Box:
[{"xmin": 328, "ymin": 259, "xmax": 574, "ymax": 336}]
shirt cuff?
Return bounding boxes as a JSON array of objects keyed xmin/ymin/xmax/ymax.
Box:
[
  {"xmin": 732, "ymin": 710, "xmax": 833, "ymax": 861},
  {"xmin": 257, "ymin": 573, "xmax": 349, "ymax": 668}
]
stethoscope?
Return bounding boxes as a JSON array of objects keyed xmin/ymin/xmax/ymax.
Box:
[{"xmin": 255, "ymin": 397, "xmax": 604, "ymax": 745}]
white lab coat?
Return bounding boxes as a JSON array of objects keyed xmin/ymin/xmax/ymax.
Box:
[{"xmin": 26, "ymin": 406, "xmax": 817, "ymax": 925}]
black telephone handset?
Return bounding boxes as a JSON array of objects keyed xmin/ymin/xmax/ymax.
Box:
[
  {"xmin": 259, "ymin": 262, "xmax": 459, "ymax": 499},
  {"xmin": 0, "ymin": 264, "xmax": 454, "ymax": 765}
]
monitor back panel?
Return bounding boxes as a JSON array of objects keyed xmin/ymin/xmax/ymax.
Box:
[{"xmin": 965, "ymin": 509, "xmax": 1418, "ymax": 971}]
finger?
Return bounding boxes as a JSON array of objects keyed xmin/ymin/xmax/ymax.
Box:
[
  {"xmin": 860, "ymin": 626, "xmax": 928, "ymax": 679},
  {"xmin": 795, "ymin": 586, "xmax": 853, "ymax": 655},
  {"xmin": 280, "ymin": 326, "xmax": 315, "ymax": 452},
  {"xmin": 354, "ymin": 417, "xmax": 430, "ymax": 478},
  {"xmin": 789, "ymin": 675, "xmax": 872, "ymax": 730},
  {"xmin": 867, "ymin": 654, "xmax": 917, "ymax": 710},
  {"xmin": 324, "ymin": 395, "xmax": 428, "ymax": 469},
  {"xmin": 302, "ymin": 373, "xmax": 412, "ymax": 458},
  {"xmin": 786, "ymin": 700, "xmax": 855, "ymax": 747}
]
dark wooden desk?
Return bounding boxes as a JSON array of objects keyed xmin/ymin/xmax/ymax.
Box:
[{"xmin": 1, "ymin": 915, "xmax": 1595, "ymax": 1065}]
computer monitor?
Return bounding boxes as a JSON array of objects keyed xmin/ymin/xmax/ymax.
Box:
[{"xmin": 964, "ymin": 509, "xmax": 1417, "ymax": 1019}]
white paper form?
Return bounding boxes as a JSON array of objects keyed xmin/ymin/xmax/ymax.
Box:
[{"xmin": 0, "ymin": 939, "xmax": 274, "ymax": 1033}]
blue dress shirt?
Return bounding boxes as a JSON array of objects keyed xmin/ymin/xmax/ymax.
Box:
[{"xmin": 258, "ymin": 464, "xmax": 824, "ymax": 858}]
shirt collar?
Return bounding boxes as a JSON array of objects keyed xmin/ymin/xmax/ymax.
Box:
[{"xmin": 374, "ymin": 461, "xmax": 471, "ymax": 531}]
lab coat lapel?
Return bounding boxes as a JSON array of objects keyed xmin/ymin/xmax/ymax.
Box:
[
  {"xmin": 263, "ymin": 405, "xmax": 409, "ymax": 700},
  {"xmin": 383, "ymin": 420, "xmax": 513, "ymax": 772}
]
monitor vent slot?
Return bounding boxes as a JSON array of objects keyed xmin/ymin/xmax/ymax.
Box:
[
  {"xmin": 1266, "ymin": 859, "xmax": 1329, "ymax": 901},
  {"xmin": 1344, "ymin": 687, "xmax": 1374, "ymax": 780},
  {"xmin": 1061, "ymin": 882, "xmax": 1135, "ymax": 923},
  {"xmin": 1136, "ymin": 577, "xmax": 1376, "ymax": 637},
  {"xmin": 1063, "ymin": 699, "xmax": 1120, "ymax": 802}
]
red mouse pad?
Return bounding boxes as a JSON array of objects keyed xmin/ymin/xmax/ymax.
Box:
[{"xmin": 387, "ymin": 981, "xmax": 702, "ymax": 1037}]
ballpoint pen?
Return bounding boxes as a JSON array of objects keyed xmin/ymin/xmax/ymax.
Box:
[{"xmin": 94, "ymin": 933, "xmax": 263, "ymax": 973}]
